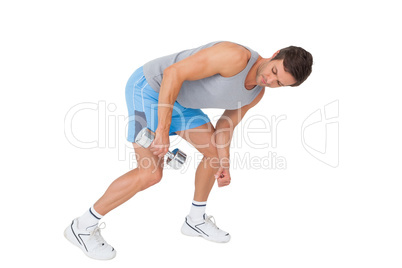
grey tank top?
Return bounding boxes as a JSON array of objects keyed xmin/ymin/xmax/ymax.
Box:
[{"xmin": 143, "ymin": 41, "xmax": 263, "ymax": 110}]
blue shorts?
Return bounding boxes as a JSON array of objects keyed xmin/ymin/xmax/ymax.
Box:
[{"xmin": 125, "ymin": 66, "xmax": 211, "ymax": 143}]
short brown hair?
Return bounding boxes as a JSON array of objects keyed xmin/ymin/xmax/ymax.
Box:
[{"xmin": 272, "ymin": 46, "xmax": 313, "ymax": 87}]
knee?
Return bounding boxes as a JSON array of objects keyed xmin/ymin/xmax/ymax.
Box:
[
  {"xmin": 141, "ymin": 169, "xmax": 163, "ymax": 189},
  {"xmin": 201, "ymin": 146, "xmax": 219, "ymax": 160},
  {"xmin": 149, "ymin": 170, "xmax": 163, "ymax": 186},
  {"xmin": 199, "ymin": 147, "xmax": 221, "ymax": 170}
]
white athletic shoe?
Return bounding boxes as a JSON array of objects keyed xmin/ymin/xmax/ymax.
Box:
[
  {"xmin": 181, "ymin": 214, "xmax": 231, "ymax": 243},
  {"xmin": 64, "ymin": 218, "xmax": 116, "ymax": 260}
]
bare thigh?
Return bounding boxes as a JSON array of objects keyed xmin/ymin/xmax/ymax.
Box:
[
  {"xmin": 133, "ymin": 142, "xmax": 164, "ymax": 175},
  {"xmin": 175, "ymin": 122, "xmax": 218, "ymax": 158}
]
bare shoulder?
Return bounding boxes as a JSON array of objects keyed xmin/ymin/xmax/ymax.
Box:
[
  {"xmin": 168, "ymin": 41, "xmax": 251, "ymax": 82},
  {"xmin": 213, "ymin": 42, "xmax": 251, "ymax": 77},
  {"xmin": 213, "ymin": 41, "xmax": 250, "ymax": 54}
]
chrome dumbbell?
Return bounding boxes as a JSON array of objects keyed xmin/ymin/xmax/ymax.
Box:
[{"xmin": 134, "ymin": 127, "xmax": 187, "ymax": 169}]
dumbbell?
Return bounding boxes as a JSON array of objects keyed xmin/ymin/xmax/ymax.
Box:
[{"xmin": 135, "ymin": 127, "xmax": 187, "ymax": 170}]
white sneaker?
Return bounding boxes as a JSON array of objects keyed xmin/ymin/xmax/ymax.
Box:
[
  {"xmin": 181, "ymin": 214, "xmax": 231, "ymax": 243},
  {"xmin": 64, "ymin": 218, "xmax": 116, "ymax": 260}
]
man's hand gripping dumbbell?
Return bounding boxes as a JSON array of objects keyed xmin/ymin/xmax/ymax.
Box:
[{"xmin": 135, "ymin": 127, "xmax": 187, "ymax": 169}]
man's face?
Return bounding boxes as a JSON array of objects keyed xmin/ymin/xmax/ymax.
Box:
[{"xmin": 256, "ymin": 59, "xmax": 297, "ymax": 88}]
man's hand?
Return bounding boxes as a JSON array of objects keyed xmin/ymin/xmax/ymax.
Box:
[
  {"xmin": 150, "ymin": 129, "xmax": 170, "ymax": 158},
  {"xmin": 214, "ymin": 166, "xmax": 231, "ymax": 187}
]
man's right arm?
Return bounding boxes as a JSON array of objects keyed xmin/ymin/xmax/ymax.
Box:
[{"xmin": 151, "ymin": 42, "xmax": 251, "ymax": 157}]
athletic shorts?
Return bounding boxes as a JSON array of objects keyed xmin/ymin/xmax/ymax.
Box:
[{"xmin": 125, "ymin": 66, "xmax": 211, "ymax": 143}]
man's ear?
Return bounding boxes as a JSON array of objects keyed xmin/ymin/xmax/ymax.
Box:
[{"xmin": 272, "ymin": 50, "xmax": 280, "ymax": 59}]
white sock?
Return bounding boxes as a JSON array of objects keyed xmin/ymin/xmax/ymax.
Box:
[
  {"xmin": 78, "ymin": 205, "xmax": 103, "ymax": 230},
  {"xmin": 189, "ymin": 200, "xmax": 207, "ymax": 223}
]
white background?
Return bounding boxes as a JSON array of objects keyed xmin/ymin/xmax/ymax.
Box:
[{"xmin": 1, "ymin": 0, "xmax": 401, "ymax": 267}]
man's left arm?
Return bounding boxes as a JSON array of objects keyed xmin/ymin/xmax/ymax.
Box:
[{"xmin": 214, "ymin": 88, "xmax": 265, "ymax": 187}]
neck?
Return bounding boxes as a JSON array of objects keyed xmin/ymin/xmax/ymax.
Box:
[{"xmin": 245, "ymin": 56, "xmax": 265, "ymax": 89}]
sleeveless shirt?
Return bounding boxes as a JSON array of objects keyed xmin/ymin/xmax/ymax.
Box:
[{"xmin": 143, "ymin": 41, "xmax": 263, "ymax": 110}]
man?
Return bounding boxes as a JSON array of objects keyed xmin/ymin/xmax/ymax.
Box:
[{"xmin": 64, "ymin": 41, "xmax": 313, "ymax": 260}]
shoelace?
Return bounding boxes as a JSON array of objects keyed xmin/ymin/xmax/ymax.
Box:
[
  {"xmin": 90, "ymin": 222, "xmax": 107, "ymax": 246},
  {"xmin": 205, "ymin": 215, "xmax": 219, "ymax": 230}
]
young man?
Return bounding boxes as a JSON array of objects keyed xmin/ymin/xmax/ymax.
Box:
[{"xmin": 64, "ymin": 41, "xmax": 313, "ymax": 260}]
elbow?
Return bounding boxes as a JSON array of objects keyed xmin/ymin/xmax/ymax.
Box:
[
  {"xmin": 163, "ymin": 65, "xmax": 179, "ymax": 80},
  {"xmin": 160, "ymin": 65, "xmax": 183, "ymax": 100},
  {"xmin": 163, "ymin": 65, "xmax": 184, "ymax": 88}
]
